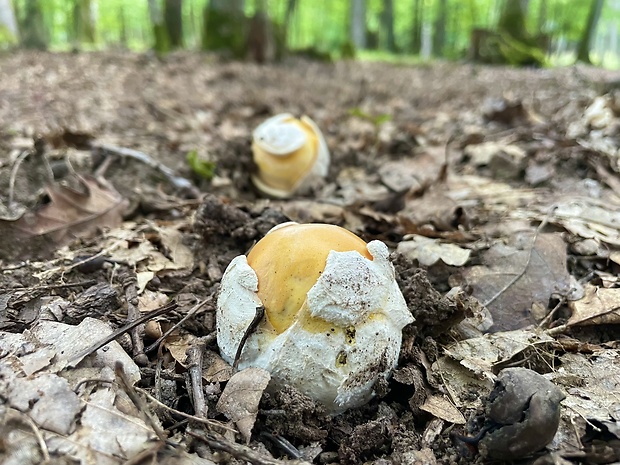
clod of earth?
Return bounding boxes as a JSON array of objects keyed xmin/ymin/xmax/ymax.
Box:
[
  {"xmin": 216, "ymin": 222, "xmax": 414, "ymax": 414},
  {"xmin": 478, "ymin": 367, "xmax": 566, "ymax": 460},
  {"xmin": 251, "ymin": 113, "xmax": 330, "ymax": 198}
]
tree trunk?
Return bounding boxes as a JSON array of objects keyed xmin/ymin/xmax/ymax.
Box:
[
  {"xmin": 202, "ymin": 0, "xmax": 246, "ymax": 56},
  {"xmin": 537, "ymin": 0, "xmax": 547, "ymax": 31},
  {"xmin": 576, "ymin": 0, "xmax": 605, "ymax": 63},
  {"xmin": 432, "ymin": 0, "xmax": 446, "ymax": 56},
  {"xmin": 498, "ymin": 0, "xmax": 528, "ymax": 42},
  {"xmin": 21, "ymin": 0, "xmax": 47, "ymax": 49},
  {"xmin": 350, "ymin": 0, "xmax": 366, "ymax": 49},
  {"xmin": 0, "ymin": 0, "xmax": 19, "ymax": 42},
  {"xmin": 411, "ymin": 0, "xmax": 422, "ymax": 54},
  {"xmin": 164, "ymin": 0, "xmax": 183, "ymax": 49},
  {"xmin": 381, "ymin": 0, "xmax": 395, "ymax": 52},
  {"xmin": 148, "ymin": 0, "xmax": 170, "ymax": 53},
  {"xmin": 247, "ymin": 0, "xmax": 276, "ymax": 62},
  {"xmin": 282, "ymin": 0, "xmax": 297, "ymax": 48},
  {"xmin": 73, "ymin": 0, "xmax": 96, "ymax": 45}
]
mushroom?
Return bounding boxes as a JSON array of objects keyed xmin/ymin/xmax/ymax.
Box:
[
  {"xmin": 251, "ymin": 114, "xmax": 330, "ymax": 198},
  {"xmin": 217, "ymin": 222, "xmax": 414, "ymax": 414}
]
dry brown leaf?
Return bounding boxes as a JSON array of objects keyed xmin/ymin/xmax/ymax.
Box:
[
  {"xmin": 15, "ymin": 175, "xmax": 126, "ymax": 238},
  {"xmin": 0, "ymin": 175, "xmax": 127, "ymax": 260},
  {"xmin": 216, "ymin": 367, "xmax": 271, "ymax": 443},
  {"xmin": 462, "ymin": 233, "xmax": 578, "ymax": 331},
  {"xmin": 397, "ymin": 235, "xmax": 470, "ymax": 266},
  {"xmin": 568, "ymin": 284, "xmax": 620, "ymax": 326},
  {"xmin": 420, "ymin": 395, "xmax": 466, "ymax": 424}
]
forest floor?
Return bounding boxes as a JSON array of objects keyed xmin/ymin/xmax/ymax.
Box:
[{"xmin": 2, "ymin": 51, "xmax": 620, "ymax": 465}]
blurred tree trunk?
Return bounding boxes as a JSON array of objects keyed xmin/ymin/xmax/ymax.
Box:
[
  {"xmin": 202, "ymin": 0, "xmax": 246, "ymax": 56},
  {"xmin": 282, "ymin": 0, "xmax": 297, "ymax": 47},
  {"xmin": 498, "ymin": 0, "xmax": 528, "ymax": 42},
  {"xmin": 350, "ymin": 0, "xmax": 366, "ymax": 49},
  {"xmin": 164, "ymin": 0, "xmax": 183, "ymax": 48},
  {"xmin": 119, "ymin": 6, "xmax": 127, "ymax": 48},
  {"xmin": 0, "ymin": 0, "xmax": 19, "ymax": 42},
  {"xmin": 381, "ymin": 0, "xmax": 395, "ymax": 52},
  {"xmin": 576, "ymin": 0, "xmax": 604, "ymax": 63},
  {"xmin": 432, "ymin": 0, "xmax": 446, "ymax": 56},
  {"xmin": 410, "ymin": 0, "xmax": 422, "ymax": 54},
  {"xmin": 21, "ymin": 0, "xmax": 47, "ymax": 49},
  {"xmin": 247, "ymin": 0, "xmax": 276, "ymax": 62},
  {"xmin": 148, "ymin": 0, "xmax": 170, "ymax": 53},
  {"xmin": 73, "ymin": 0, "xmax": 95, "ymax": 45},
  {"xmin": 537, "ymin": 0, "xmax": 547, "ymax": 31}
]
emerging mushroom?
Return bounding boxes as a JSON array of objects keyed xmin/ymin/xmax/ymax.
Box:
[
  {"xmin": 251, "ymin": 114, "xmax": 330, "ymax": 198},
  {"xmin": 217, "ymin": 222, "xmax": 414, "ymax": 414}
]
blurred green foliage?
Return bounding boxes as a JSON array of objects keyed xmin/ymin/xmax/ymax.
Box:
[{"xmin": 1, "ymin": 0, "xmax": 618, "ymax": 67}]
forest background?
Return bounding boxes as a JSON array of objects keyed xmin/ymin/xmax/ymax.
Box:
[{"xmin": 0, "ymin": 0, "xmax": 618, "ymax": 69}]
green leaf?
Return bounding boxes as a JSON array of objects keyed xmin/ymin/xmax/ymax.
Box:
[
  {"xmin": 186, "ymin": 150, "xmax": 216, "ymax": 180},
  {"xmin": 348, "ymin": 107, "xmax": 392, "ymax": 126}
]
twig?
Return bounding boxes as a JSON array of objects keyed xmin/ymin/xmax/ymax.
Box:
[
  {"xmin": 234, "ymin": 305, "xmax": 265, "ymax": 369},
  {"xmin": 0, "ymin": 279, "xmax": 97, "ymax": 293},
  {"xmin": 8, "ymin": 409, "xmax": 50, "ymax": 462},
  {"xmin": 8, "ymin": 150, "xmax": 30, "ymax": 208},
  {"xmin": 69, "ymin": 301, "xmax": 177, "ymax": 363},
  {"xmin": 135, "ymin": 386, "xmax": 235, "ymax": 431},
  {"xmin": 121, "ymin": 271, "xmax": 147, "ymax": 365},
  {"xmin": 189, "ymin": 430, "xmax": 312, "ymax": 465},
  {"xmin": 145, "ymin": 298, "xmax": 213, "ymax": 354},
  {"xmin": 260, "ymin": 431, "xmax": 304, "ymax": 460},
  {"xmin": 187, "ymin": 340, "xmax": 208, "ymax": 418},
  {"xmin": 115, "ymin": 361, "xmax": 168, "ymax": 443},
  {"xmin": 93, "ymin": 143, "xmax": 200, "ymax": 198}
]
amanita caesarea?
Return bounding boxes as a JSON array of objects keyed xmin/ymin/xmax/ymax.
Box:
[
  {"xmin": 216, "ymin": 222, "xmax": 414, "ymax": 414},
  {"xmin": 251, "ymin": 114, "xmax": 330, "ymax": 198}
]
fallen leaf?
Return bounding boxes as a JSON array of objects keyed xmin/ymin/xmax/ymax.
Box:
[
  {"xmin": 462, "ymin": 232, "xmax": 578, "ymax": 331},
  {"xmin": 548, "ymin": 199, "xmax": 620, "ymax": 247},
  {"xmin": 0, "ymin": 175, "xmax": 128, "ymax": 260},
  {"xmin": 397, "ymin": 235, "xmax": 470, "ymax": 266},
  {"xmin": 568, "ymin": 284, "xmax": 620, "ymax": 326},
  {"xmin": 420, "ymin": 395, "xmax": 466, "ymax": 424},
  {"xmin": 216, "ymin": 367, "xmax": 271, "ymax": 443}
]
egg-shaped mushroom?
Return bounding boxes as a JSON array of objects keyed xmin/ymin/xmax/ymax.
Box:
[
  {"xmin": 251, "ymin": 114, "xmax": 330, "ymax": 198},
  {"xmin": 216, "ymin": 222, "xmax": 414, "ymax": 414}
]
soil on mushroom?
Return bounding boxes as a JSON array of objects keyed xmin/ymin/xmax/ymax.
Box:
[{"xmin": 1, "ymin": 51, "xmax": 619, "ymax": 464}]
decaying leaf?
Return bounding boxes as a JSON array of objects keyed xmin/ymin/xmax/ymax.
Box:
[
  {"xmin": 442, "ymin": 329, "xmax": 555, "ymax": 379},
  {"xmin": 568, "ymin": 284, "xmax": 620, "ymax": 326},
  {"xmin": 0, "ymin": 320, "xmax": 153, "ymax": 465},
  {"xmin": 0, "ymin": 175, "xmax": 128, "ymax": 260},
  {"xmin": 547, "ymin": 199, "xmax": 620, "ymax": 247},
  {"xmin": 420, "ymin": 395, "xmax": 466, "ymax": 424},
  {"xmin": 378, "ymin": 148, "xmax": 445, "ymax": 194},
  {"xmin": 462, "ymin": 233, "xmax": 578, "ymax": 331},
  {"xmin": 216, "ymin": 367, "xmax": 271, "ymax": 443},
  {"xmin": 397, "ymin": 234, "xmax": 470, "ymax": 266}
]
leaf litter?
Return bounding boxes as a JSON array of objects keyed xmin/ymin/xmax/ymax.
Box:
[{"xmin": 2, "ymin": 52, "xmax": 620, "ymax": 464}]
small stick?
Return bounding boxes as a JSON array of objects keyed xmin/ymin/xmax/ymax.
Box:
[
  {"xmin": 189, "ymin": 430, "xmax": 312, "ymax": 465},
  {"xmin": 135, "ymin": 386, "xmax": 235, "ymax": 431},
  {"xmin": 144, "ymin": 298, "xmax": 213, "ymax": 354},
  {"xmin": 121, "ymin": 271, "xmax": 147, "ymax": 365},
  {"xmin": 8, "ymin": 409, "xmax": 50, "ymax": 462},
  {"xmin": 233, "ymin": 305, "xmax": 265, "ymax": 369},
  {"xmin": 115, "ymin": 361, "xmax": 168, "ymax": 443},
  {"xmin": 0, "ymin": 279, "xmax": 96, "ymax": 293},
  {"xmin": 93, "ymin": 143, "xmax": 200, "ymax": 197},
  {"xmin": 8, "ymin": 150, "xmax": 30, "ymax": 209},
  {"xmin": 69, "ymin": 301, "xmax": 177, "ymax": 363},
  {"xmin": 187, "ymin": 340, "xmax": 208, "ymax": 418}
]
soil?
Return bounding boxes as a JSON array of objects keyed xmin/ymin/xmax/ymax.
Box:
[{"xmin": 1, "ymin": 51, "xmax": 620, "ymax": 465}]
